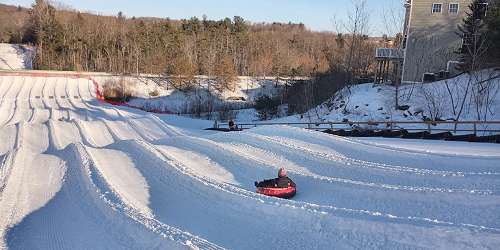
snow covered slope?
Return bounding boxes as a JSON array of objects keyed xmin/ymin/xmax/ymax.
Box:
[
  {"xmin": 0, "ymin": 72, "xmax": 500, "ymax": 249},
  {"xmin": 278, "ymin": 72, "xmax": 500, "ymax": 132},
  {"xmin": 0, "ymin": 44, "xmax": 33, "ymax": 70},
  {"xmin": 89, "ymin": 74, "xmax": 285, "ymax": 115}
]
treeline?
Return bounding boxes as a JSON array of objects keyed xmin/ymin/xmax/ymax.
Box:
[
  {"xmin": 13, "ymin": 0, "xmax": 348, "ymax": 82},
  {"xmin": 0, "ymin": 4, "xmax": 29, "ymax": 43}
]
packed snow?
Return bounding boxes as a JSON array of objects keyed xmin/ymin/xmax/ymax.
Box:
[
  {"xmin": 0, "ymin": 72, "xmax": 500, "ymax": 249},
  {"xmin": 0, "ymin": 44, "xmax": 33, "ymax": 70}
]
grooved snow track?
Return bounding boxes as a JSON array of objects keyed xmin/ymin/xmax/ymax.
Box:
[
  {"xmin": 77, "ymin": 144, "xmax": 224, "ymax": 250},
  {"xmin": 0, "ymin": 72, "xmax": 499, "ymax": 249},
  {"xmin": 208, "ymin": 132, "xmax": 500, "ymax": 193},
  {"xmin": 156, "ymin": 134, "xmax": 500, "ymax": 230},
  {"xmin": 139, "ymin": 139, "xmax": 500, "ymax": 234}
]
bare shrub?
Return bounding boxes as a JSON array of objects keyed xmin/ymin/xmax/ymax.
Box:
[
  {"xmin": 416, "ymin": 83, "xmax": 447, "ymax": 120},
  {"xmin": 255, "ymin": 95, "xmax": 281, "ymax": 120},
  {"xmin": 214, "ymin": 55, "xmax": 238, "ymax": 92},
  {"xmin": 149, "ymin": 89, "xmax": 160, "ymax": 97},
  {"xmin": 102, "ymin": 77, "xmax": 134, "ymax": 102}
]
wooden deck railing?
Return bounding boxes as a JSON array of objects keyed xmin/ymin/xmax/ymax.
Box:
[{"xmin": 216, "ymin": 120, "xmax": 500, "ymax": 135}]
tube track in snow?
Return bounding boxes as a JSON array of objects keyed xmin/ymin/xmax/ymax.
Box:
[{"xmin": 0, "ymin": 73, "xmax": 499, "ymax": 249}]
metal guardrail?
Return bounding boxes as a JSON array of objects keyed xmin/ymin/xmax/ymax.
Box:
[{"xmin": 217, "ymin": 121, "xmax": 500, "ymax": 135}]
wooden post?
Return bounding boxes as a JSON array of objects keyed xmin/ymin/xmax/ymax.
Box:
[
  {"xmin": 384, "ymin": 61, "xmax": 389, "ymax": 82},
  {"xmin": 427, "ymin": 122, "xmax": 431, "ymax": 133},
  {"xmin": 473, "ymin": 122, "xmax": 477, "ymax": 135},
  {"xmin": 377, "ymin": 60, "xmax": 383, "ymax": 83},
  {"xmin": 381, "ymin": 61, "xmax": 386, "ymax": 82}
]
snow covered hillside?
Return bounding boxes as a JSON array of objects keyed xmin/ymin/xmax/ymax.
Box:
[
  {"xmin": 113, "ymin": 69, "xmax": 500, "ymax": 127},
  {"xmin": 277, "ymin": 72, "xmax": 500, "ymax": 132},
  {"xmin": 89, "ymin": 74, "xmax": 286, "ymax": 116},
  {"xmin": 0, "ymin": 72, "xmax": 500, "ymax": 249},
  {"xmin": 0, "ymin": 44, "xmax": 33, "ymax": 70}
]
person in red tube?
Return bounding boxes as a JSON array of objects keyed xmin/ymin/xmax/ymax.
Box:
[{"xmin": 255, "ymin": 168, "xmax": 296, "ymax": 188}]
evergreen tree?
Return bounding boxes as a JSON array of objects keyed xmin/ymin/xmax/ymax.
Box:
[
  {"xmin": 24, "ymin": 0, "xmax": 64, "ymax": 69},
  {"xmin": 485, "ymin": 0, "xmax": 500, "ymax": 67},
  {"xmin": 254, "ymin": 95, "xmax": 281, "ymax": 120},
  {"xmin": 457, "ymin": 0, "xmax": 489, "ymax": 72}
]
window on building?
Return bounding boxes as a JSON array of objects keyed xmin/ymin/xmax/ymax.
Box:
[
  {"xmin": 449, "ymin": 3, "xmax": 459, "ymax": 14},
  {"xmin": 432, "ymin": 3, "xmax": 443, "ymax": 13}
]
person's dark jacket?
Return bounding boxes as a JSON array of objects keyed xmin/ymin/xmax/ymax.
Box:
[{"xmin": 255, "ymin": 177, "xmax": 296, "ymax": 188}]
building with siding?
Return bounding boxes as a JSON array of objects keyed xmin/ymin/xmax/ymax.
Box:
[{"xmin": 401, "ymin": 0, "xmax": 474, "ymax": 82}]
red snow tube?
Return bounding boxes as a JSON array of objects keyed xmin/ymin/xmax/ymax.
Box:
[{"xmin": 256, "ymin": 186, "xmax": 296, "ymax": 199}]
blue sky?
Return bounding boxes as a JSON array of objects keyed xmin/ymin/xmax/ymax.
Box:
[{"xmin": 1, "ymin": 0, "xmax": 402, "ymax": 35}]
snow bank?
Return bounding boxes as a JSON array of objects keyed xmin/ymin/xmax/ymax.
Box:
[
  {"xmin": 90, "ymin": 75, "xmax": 286, "ymax": 120},
  {"xmin": 274, "ymin": 71, "xmax": 500, "ymax": 133},
  {"xmin": 0, "ymin": 44, "xmax": 34, "ymax": 70}
]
